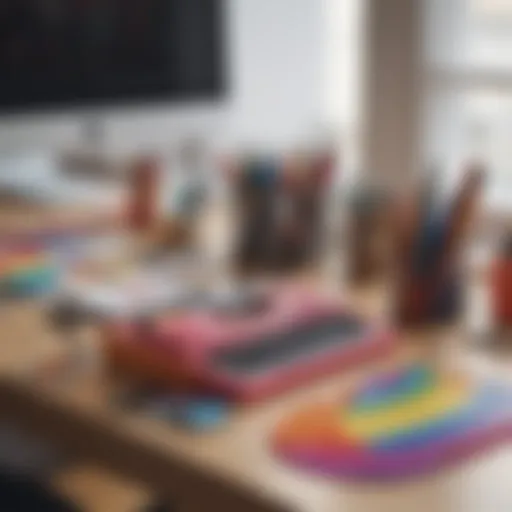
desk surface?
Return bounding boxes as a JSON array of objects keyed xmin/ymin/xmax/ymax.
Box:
[
  {"xmin": 0, "ymin": 201, "xmax": 120, "ymax": 237},
  {"xmin": 0, "ymin": 208, "xmax": 512, "ymax": 512},
  {"xmin": 2, "ymin": 286, "xmax": 512, "ymax": 512}
]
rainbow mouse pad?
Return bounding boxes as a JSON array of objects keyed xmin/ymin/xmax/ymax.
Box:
[{"xmin": 272, "ymin": 364, "xmax": 512, "ymax": 481}]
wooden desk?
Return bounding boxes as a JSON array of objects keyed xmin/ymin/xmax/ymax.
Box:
[
  {"xmin": 0, "ymin": 205, "xmax": 511, "ymax": 512},
  {"xmin": 2, "ymin": 285, "xmax": 512, "ymax": 512}
]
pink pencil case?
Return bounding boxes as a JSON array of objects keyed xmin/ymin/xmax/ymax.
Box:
[{"xmin": 106, "ymin": 287, "xmax": 395, "ymax": 402}]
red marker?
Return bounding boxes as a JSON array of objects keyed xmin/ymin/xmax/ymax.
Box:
[{"xmin": 126, "ymin": 156, "xmax": 161, "ymax": 233}]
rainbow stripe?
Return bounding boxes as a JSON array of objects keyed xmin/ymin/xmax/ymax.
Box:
[
  {"xmin": 0, "ymin": 249, "xmax": 59, "ymax": 297},
  {"xmin": 273, "ymin": 364, "xmax": 512, "ymax": 480}
]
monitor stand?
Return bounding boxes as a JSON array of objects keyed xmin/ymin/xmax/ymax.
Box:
[{"xmin": 60, "ymin": 115, "xmax": 121, "ymax": 179}]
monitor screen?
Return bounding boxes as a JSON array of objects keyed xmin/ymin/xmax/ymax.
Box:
[{"xmin": 0, "ymin": 0, "xmax": 225, "ymax": 112}]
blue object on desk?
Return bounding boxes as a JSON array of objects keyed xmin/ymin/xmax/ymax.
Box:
[
  {"xmin": 245, "ymin": 159, "xmax": 278, "ymax": 189},
  {"xmin": 0, "ymin": 265, "xmax": 60, "ymax": 298},
  {"xmin": 431, "ymin": 271, "xmax": 463, "ymax": 323},
  {"xmin": 146, "ymin": 394, "xmax": 231, "ymax": 432},
  {"xmin": 182, "ymin": 398, "xmax": 230, "ymax": 430},
  {"xmin": 411, "ymin": 209, "xmax": 447, "ymax": 275}
]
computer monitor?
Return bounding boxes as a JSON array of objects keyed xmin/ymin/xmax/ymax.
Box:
[
  {"xmin": 0, "ymin": 0, "xmax": 225, "ymax": 112},
  {"xmin": 0, "ymin": 0, "xmax": 227, "ymax": 201}
]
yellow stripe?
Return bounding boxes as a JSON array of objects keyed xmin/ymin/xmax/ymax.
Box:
[{"xmin": 342, "ymin": 378, "xmax": 467, "ymax": 439}]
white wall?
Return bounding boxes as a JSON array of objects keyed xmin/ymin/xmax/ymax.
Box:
[
  {"xmin": 224, "ymin": 0, "xmax": 325, "ymax": 150},
  {"xmin": 322, "ymin": 0, "xmax": 363, "ymax": 132},
  {"xmin": 322, "ymin": 0, "xmax": 364, "ymax": 178},
  {"xmin": 0, "ymin": 0, "xmax": 329, "ymax": 156}
]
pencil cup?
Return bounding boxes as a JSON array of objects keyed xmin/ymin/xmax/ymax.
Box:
[{"xmin": 394, "ymin": 266, "xmax": 464, "ymax": 327}]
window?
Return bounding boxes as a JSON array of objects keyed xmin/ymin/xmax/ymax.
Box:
[{"xmin": 426, "ymin": 0, "xmax": 512, "ymax": 210}]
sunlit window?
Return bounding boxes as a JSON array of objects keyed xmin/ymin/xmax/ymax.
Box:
[{"xmin": 426, "ymin": 0, "xmax": 512, "ymax": 209}]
